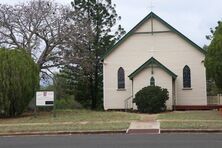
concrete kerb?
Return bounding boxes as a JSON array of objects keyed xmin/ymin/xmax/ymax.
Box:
[
  {"xmin": 161, "ymin": 129, "xmax": 222, "ymax": 133},
  {"xmin": 1, "ymin": 129, "xmax": 222, "ymax": 137},
  {"xmin": 0, "ymin": 130, "xmax": 126, "ymax": 137}
]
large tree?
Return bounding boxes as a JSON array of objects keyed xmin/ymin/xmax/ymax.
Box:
[
  {"xmin": 63, "ymin": 0, "xmax": 125, "ymax": 109},
  {"xmin": 205, "ymin": 21, "xmax": 222, "ymax": 91},
  {"xmin": 0, "ymin": 0, "xmax": 85, "ymax": 74}
]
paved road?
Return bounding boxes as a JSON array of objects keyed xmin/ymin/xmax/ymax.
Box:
[{"xmin": 1, "ymin": 133, "xmax": 222, "ymax": 148}]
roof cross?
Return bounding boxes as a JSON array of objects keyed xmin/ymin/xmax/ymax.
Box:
[
  {"xmin": 148, "ymin": 0, "xmax": 155, "ymax": 11},
  {"xmin": 148, "ymin": 47, "xmax": 155, "ymax": 57}
]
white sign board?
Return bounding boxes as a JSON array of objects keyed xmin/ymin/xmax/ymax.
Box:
[{"xmin": 36, "ymin": 91, "xmax": 54, "ymax": 106}]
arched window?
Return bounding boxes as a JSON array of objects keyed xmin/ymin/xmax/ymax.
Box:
[
  {"xmin": 183, "ymin": 65, "xmax": 191, "ymax": 88},
  {"xmin": 118, "ymin": 67, "xmax": 125, "ymax": 89},
  {"xmin": 150, "ymin": 77, "xmax": 155, "ymax": 86}
]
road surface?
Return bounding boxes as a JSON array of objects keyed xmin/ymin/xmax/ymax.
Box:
[{"xmin": 1, "ymin": 133, "xmax": 222, "ymax": 148}]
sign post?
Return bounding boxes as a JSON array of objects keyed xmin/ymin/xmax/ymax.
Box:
[
  {"xmin": 34, "ymin": 94, "xmax": 37, "ymax": 118},
  {"xmin": 53, "ymin": 90, "xmax": 56, "ymax": 118}
]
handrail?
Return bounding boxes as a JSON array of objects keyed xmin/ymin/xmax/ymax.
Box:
[{"xmin": 124, "ymin": 96, "xmax": 133, "ymax": 111}]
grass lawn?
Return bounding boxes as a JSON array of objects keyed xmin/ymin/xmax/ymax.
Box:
[
  {"xmin": 0, "ymin": 110, "xmax": 141, "ymax": 134},
  {"xmin": 158, "ymin": 110, "xmax": 222, "ymax": 129}
]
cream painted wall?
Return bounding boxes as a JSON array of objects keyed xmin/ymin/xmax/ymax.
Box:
[
  {"xmin": 132, "ymin": 67, "xmax": 173, "ymax": 110},
  {"xmin": 103, "ymin": 16, "xmax": 207, "ymax": 110},
  {"xmin": 136, "ymin": 19, "xmax": 170, "ymax": 32}
]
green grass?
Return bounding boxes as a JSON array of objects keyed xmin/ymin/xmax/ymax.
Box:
[
  {"xmin": 158, "ymin": 111, "xmax": 222, "ymax": 129},
  {"xmin": 158, "ymin": 111, "xmax": 222, "ymax": 120},
  {"xmin": 0, "ymin": 122, "xmax": 130, "ymax": 133},
  {"xmin": 160, "ymin": 121, "xmax": 222, "ymax": 129},
  {"xmin": 0, "ymin": 109, "xmax": 140, "ymax": 133}
]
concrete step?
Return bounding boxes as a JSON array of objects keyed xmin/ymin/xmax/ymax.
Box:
[{"xmin": 126, "ymin": 121, "xmax": 160, "ymax": 134}]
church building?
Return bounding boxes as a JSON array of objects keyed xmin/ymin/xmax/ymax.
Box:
[{"xmin": 101, "ymin": 12, "xmax": 207, "ymax": 110}]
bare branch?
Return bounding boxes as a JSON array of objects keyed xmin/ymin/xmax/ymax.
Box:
[{"xmin": 0, "ymin": 0, "xmax": 87, "ymax": 71}]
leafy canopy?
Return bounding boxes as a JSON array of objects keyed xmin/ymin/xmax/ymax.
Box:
[
  {"xmin": 59, "ymin": 0, "xmax": 125, "ymax": 109},
  {"xmin": 0, "ymin": 48, "xmax": 39, "ymax": 117},
  {"xmin": 205, "ymin": 21, "xmax": 222, "ymax": 90}
]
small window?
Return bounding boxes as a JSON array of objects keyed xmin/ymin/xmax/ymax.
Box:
[
  {"xmin": 183, "ymin": 65, "xmax": 191, "ymax": 88},
  {"xmin": 150, "ymin": 76, "xmax": 155, "ymax": 86},
  {"xmin": 118, "ymin": 67, "xmax": 125, "ymax": 89}
]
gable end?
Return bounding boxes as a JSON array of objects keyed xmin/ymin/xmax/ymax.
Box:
[{"xmin": 101, "ymin": 12, "xmax": 206, "ymax": 61}]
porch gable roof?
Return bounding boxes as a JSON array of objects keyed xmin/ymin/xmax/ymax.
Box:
[{"xmin": 128, "ymin": 57, "xmax": 177, "ymax": 80}]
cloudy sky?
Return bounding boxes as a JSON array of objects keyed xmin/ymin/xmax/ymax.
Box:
[{"xmin": 1, "ymin": 0, "xmax": 222, "ymax": 47}]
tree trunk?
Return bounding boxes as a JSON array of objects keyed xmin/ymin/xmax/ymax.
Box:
[
  {"xmin": 92, "ymin": 59, "xmax": 99, "ymax": 110},
  {"xmin": 90, "ymin": 74, "xmax": 95, "ymax": 110}
]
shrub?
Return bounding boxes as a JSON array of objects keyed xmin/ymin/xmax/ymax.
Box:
[
  {"xmin": 56, "ymin": 95, "xmax": 82, "ymax": 109},
  {"xmin": 0, "ymin": 49, "xmax": 39, "ymax": 117},
  {"xmin": 134, "ymin": 86, "xmax": 169, "ymax": 113}
]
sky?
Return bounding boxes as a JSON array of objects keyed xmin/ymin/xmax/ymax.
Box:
[{"xmin": 1, "ymin": 0, "xmax": 222, "ymax": 47}]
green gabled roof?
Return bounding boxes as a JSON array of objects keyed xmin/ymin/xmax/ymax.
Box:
[
  {"xmin": 101, "ymin": 12, "xmax": 206, "ymax": 61},
  {"xmin": 128, "ymin": 57, "xmax": 177, "ymax": 80}
]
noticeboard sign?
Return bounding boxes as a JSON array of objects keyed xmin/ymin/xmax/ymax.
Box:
[{"xmin": 36, "ymin": 91, "xmax": 54, "ymax": 106}]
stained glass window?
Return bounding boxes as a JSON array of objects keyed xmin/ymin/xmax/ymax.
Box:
[
  {"xmin": 150, "ymin": 77, "xmax": 155, "ymax": 86},
  {"xmin": 118, "ymin": 67, "xmax": 125, "ymax": 89},
  {"xmin": 183, "ymin": 65, "xmax": 191, "ymax": 88}
]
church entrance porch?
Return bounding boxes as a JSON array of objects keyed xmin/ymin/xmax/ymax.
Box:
[{"xmin": 128, "ymin": 57, "xmax": 177, "ymax": 110}]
